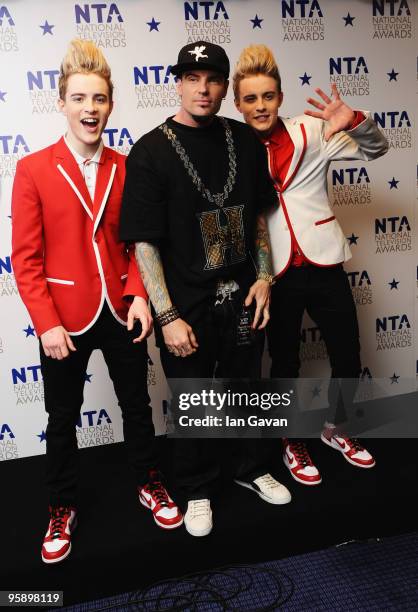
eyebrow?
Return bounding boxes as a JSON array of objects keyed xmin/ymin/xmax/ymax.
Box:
[
  {"xmin": 69, "ymin": 92, "xmax": 108, "ymax": 97},
  {"xmin": 243, "ymin": 91, "xmax": 276, "ymax": 97}
]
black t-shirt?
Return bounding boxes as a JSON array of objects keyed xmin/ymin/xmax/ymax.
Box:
[{"xmin": 120, "ymin": 116, "xmax": 276, "ymax": 322}]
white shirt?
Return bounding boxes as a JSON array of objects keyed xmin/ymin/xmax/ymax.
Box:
[{"xmin": 64, "ymin": 136, "xmax": 104, "ymax": 201}]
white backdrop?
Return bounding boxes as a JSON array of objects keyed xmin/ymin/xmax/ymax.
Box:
[{"xmin": 0, "ymin": 0, "xmax": 416, "ymax": 460}]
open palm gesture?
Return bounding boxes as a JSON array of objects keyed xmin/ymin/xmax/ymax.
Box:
[{"xmin": 305, "ymin": 83, "xmax": 356, "ymax": 141}]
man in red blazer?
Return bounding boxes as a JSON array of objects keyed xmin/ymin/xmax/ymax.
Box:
[{"xmin": 12, "ymin": 40, "xmax": 182, "ymax": 565}]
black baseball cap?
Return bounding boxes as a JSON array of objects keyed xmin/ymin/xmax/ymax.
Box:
[{"xmin": 171, "ymin": 41, "xmax": 230, "ymax": 79}]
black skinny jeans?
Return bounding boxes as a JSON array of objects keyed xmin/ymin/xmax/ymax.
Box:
[
  {"xmin": 267, "ymin": 264, "xmax": 361, "ymax": 425},
  {"xmin": 41, "ymin": 303, "xmax": 157, "ymax": 507}
]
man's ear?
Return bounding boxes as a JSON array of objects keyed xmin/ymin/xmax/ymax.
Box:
[
  {"xmin": 57, "ymin": 98, "xmax": 66, "ymax": 115},
  {"xmin": 234, "ymin": 96, "xmax": 242, "ymax": 113},
  {"xmin": 278, "ymin": 91, "xmax": 284, "ymax": 109}
]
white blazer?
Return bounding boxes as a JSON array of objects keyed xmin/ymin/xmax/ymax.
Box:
[{"xmin": 265, "ymin": 113, "xmax": 389, "ymax": 277}]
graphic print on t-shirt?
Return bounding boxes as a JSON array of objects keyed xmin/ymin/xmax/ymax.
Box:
[{"xmin": 197, "ymin": 205, "xmax": 246, "ymax": 270}]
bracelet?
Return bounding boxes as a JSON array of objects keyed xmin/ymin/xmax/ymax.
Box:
[
  {"xmin": 155, "ymin": 306, "xmax": 180, "ymax": 327},
  {"xmin": 257, "ymin": 272, "xmax": 275, "ymax": 286}
]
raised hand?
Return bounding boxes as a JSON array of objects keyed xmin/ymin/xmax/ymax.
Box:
[{"xmin": 305, "ymin": 83, "xmax": 356, "ymax": 141}]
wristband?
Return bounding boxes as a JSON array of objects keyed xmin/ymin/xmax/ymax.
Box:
[
  {"xmin": 155, "ymin": 306, "xmax": 180, "ymax": 327},
  {"xmin": 257, "ymin": 272, "xmax": 275, "ymax": 286}
]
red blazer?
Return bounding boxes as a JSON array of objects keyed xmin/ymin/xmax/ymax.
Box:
[{"xmin": 12, "ymin": 137, "xmax": 147, "ymax": 336}]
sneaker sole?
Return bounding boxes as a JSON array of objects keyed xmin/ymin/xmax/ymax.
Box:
[
  {"xmin": 320, "ymin": 434, "xmax": 376, "ymax": 469},
  {"xmin": 283, "ymin": 455, "xmax": 322, "ymax": 486},
  {"xmin": 42, "ymin": 543, "xmax": 72, "ymax": 564},
  {"xmin": 41, "ymin": 517, "xmax": 77, "ymax": 564},
  {"xmin": 184, "ymin": 521, "xmax": 213, "ymax": 537},
  {"xmin": 234, "ymin": 479, "xmax": 292, "ymax": 505},
  {"xmin": 139, "ymin": 495, "xmax": 184, "ymax": 530}
]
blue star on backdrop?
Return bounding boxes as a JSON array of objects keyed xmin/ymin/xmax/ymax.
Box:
[
  {"xmin": 23, "ymin": 325, "xmax": 36, "ymax": 337},
  {"xmin": 40, "ymin": 20, "xmax": 54, "ymax": 35},
  {"xmin": 390, "ymin": 373, "xmax": 399, "ymax": 384},
  {"xmin": 388, "ymin": 177, "xmax": 399, "ymax": 189},
  {"xmin": 389, "ymin": 279, "xmax": 399, "ymax": 290},
  {"xmin": 347, "ymin": 233, "xmax": 359, "ymax": 245},
  {"xmin": 147, "ymin": 17, "xmax": 160, "ymax": 32},
  {"xmin": 37, "ymin": 431, "xmax": 47, "ymax": 442},
  {"xmin": 299, "ymin": 72, "xmax": 312, "ymax": 86},
  {"xmin": 250, "ymin": 14, "xmax": 263, "ymax": 29},
  {"xmin": 0, "ymin": 90, "xmax": 6, "ymax": 102},
  {"xmin": 387, "ymin": 69, "xmax": 399, "ymax": 81},
  {"xmin": 85, "ymin": 373, "xmax": 93, "ymax": 383},
  {"xmin": 343, "ymin": 13, "xmax": 355, "ymax": 26}
]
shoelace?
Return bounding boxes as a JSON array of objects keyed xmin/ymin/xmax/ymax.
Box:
[
  {"xmin": 50, "ymin": 507, "xmax": 70, "ymax": 539},
  {"xmin": 290, "ymin": 442, "xmax": 312, "ymax": 466},
  {"xmin": 257, "ymin": 474, "xmax": 278, "ymax": 490},
  {"xmin": 344, "ymin": 437, "xmax": 364, "ymax": 452},
  {"xmin": 190, "ymin": 500, "xmax": 210, "ymax": 518},
  {"xmin": 148, "ymin": 481, "xmax": 170, "ymax": 506}
]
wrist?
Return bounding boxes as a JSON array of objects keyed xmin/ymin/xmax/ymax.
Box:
[
  {"xmin": 256, "ymin": 272, "xmax": 275, "ymax": 286},
  {"xmin": 155, "ymin": 305, "xmax": 180, "ymax": 327}
]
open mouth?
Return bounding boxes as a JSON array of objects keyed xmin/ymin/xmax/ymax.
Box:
[{"xmin": 81, "ymin": 118, "xmax": 99, "ymax": 131}]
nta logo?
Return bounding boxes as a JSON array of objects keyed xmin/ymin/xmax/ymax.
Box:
[
  {"xmin": 0, "ymin": 424, "xmax": 15, "ymax": 440},
  {"xmin": 0, "ymin": 5, "xmax": 14, "ymax": 25},
  {"xmin": 375, "ymin": 216, "xmax": 410, "ymax": 234},
  {"xmin": 0, "ymin": 256, "xmax": 12, "ymax": 274},
  {"xmin": 103, "ymin": 128, "xmax": 133, "ymax": 148},
  {"xmin": 376, "ymin": 314, "xmax": 410, "ymax": 332},
  {"xmin": 134, "ymin": 66, "xmax": 174, "ymax": 85},
  {"xmin": 0, "ymin": 135, "xmax": 29, "ymax": 155},
  {"xmin": 332, "ymin": 167, "xmax": 370, "ymax": 185},
  {"xmin": 282, "ymin": 0, "xmax": 323, "ymax": 18},
  {"xmin": 373, "ymin": 0, "xmax": 410, "ymax": 16},
  {"xmin": 184, "ymin": 2, "xmax": 229, "ymax": 20},
  {"xmin": 77, "ymin": 409, "xmax": 112, "ymax": 427},
  {"xmin": 374, "ymin": 111, "xmax": 411, "ymax": 128},
  {"xmin": 27, "ymin": 70, "xmax": 59, "ymax": 90},
  {"xmin": 75, "ymin": 3, "xmax": 123, "ymax": 23},
  {"xmin": 330, "ymin": 57, "xmax": 368, "ymax": 75},
  {"xmin": 346, "ymin": 271, "xmax": 371, "ymax": 287}
]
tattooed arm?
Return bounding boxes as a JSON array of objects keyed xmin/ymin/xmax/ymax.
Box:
[
  {"xmin": 255, "ymin": 213, "xmax": 274, "ymax": 279},
  {"xmin": 244, "ymin": 213, "xmax": 274, "ymax": 330},
  {"xmin": 135, "ymin": 242, "xmax": 198, "ymax": 357}
]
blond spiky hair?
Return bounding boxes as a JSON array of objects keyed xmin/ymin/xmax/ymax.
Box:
[
  {"xmin": 58, "ymin": 39, "xmax": 113, "ymax": 100},
  {"xmin": 233, "ymin": 44, "xmax": 281, "ymax": 100}
]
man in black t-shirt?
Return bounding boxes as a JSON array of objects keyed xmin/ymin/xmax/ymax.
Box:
[{"xmin": 120, "ymin": 42, "xmax": 291, "ymax": 537}]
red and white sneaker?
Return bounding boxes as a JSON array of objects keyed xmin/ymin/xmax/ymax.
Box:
[
  {"xmin": 139, "ymin": 472, "xmax": 183, "ymax": 530},
  {"xmin": 41, "ymin": 506, "xmax": 77, "ymax": 564},
  {"xmin": 283, "ymin": 439, "xmax": 322, "ymax": 485},
  {"xmin": 321, "ymin": 432, "xmax": 376, "ymax": 468}
]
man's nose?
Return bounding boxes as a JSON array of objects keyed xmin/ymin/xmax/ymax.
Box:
[{"xmin": 84, "ymin": 98, "xmax": 97, "ymax": 112}]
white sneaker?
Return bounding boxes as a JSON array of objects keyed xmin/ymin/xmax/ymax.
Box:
[
  {"xmin": 184, "ymin": 499, "xmax": 213, "ymax": 537},
  {"xmin": 235, "ymin": 473, "xmax": 292, "ymax": 505}
]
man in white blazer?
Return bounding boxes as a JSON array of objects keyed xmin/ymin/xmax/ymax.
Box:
[{"xmin": 233, "ymin": 45, "xmax": 388, "ymax": 485}]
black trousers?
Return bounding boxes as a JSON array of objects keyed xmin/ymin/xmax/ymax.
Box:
[
  {"xmin": 267, "ymin": 264, "xmax": 361, "ymax": 424},
  {"xmin": 40, "ymin": 303, "xmax": 157, "ymax": 507},
  {"xmin": 160, "ymin": 291, "xmax": 274, "ymax": 502}
]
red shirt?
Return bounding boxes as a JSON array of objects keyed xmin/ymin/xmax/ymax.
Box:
[{"xmin": 262, "ymin": 112, "xmax": 365, "ymax": 267}]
